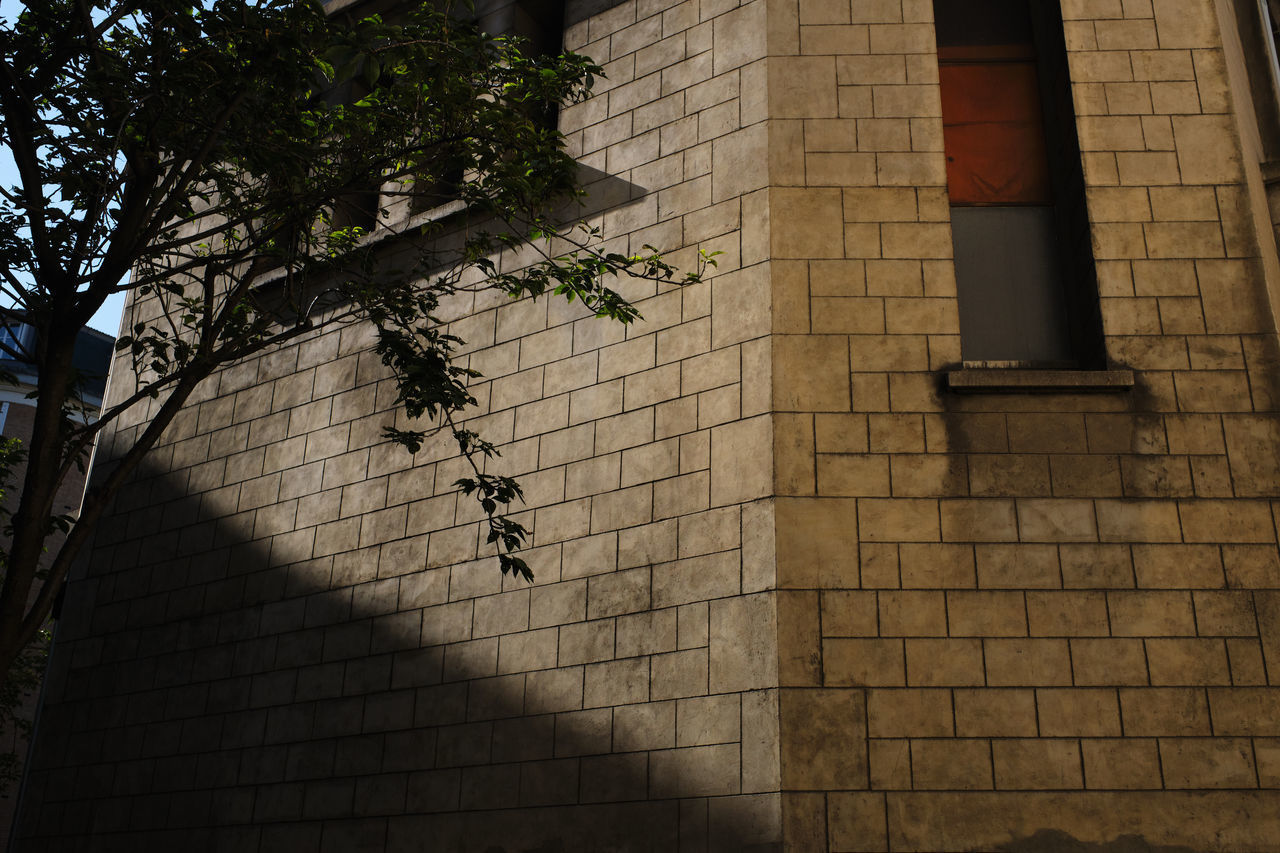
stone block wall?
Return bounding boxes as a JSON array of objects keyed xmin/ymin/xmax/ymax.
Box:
[
  {"xmin": 14, "ymin": 0, "xmax": 785, "ymax": 849},
  {"xmin": 766, "ymin": 0, "xmax": 1280, "ymax": 849}
]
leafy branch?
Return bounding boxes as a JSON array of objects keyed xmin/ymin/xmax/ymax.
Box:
[{"xmin": 0, "ymin": 0, "xmax": 713, "ymax": 707}]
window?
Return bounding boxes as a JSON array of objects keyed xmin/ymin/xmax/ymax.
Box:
[
  {"xmin": 1234, "ymin": 0, "xmax": 1280, "ymax": 161},
  {"xmin": 399, "ymin": 0, "xmax": 566, "ymax": 219},
  {"xmin": 1263, "ymin": 1, "xmax": 1280, "ymax": 93},
  {"xmin": 935, "ymin": 0, "xmax": 1104, "ymax": 368},
  {"xmin": 325, "ymin": 0, "xmax": 567, "ymax": 230},
  {"xmin": 0, "ymin": 318, "xmax": 31, "ymax": 362}
]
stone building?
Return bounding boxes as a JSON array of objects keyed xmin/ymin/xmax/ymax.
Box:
[{"xmin": 13, "ymin": 0, "xmax": 1280, "ymax": 850}]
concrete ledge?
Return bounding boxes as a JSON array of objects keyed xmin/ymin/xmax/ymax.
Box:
[{"xmin": 946, "ymin": 368, "xmax": 1135, "ymax": 393}]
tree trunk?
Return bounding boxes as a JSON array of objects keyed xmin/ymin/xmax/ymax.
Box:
[{"xmin": 0, "ymin": 316, "xmax": 79, "ymax": 681}]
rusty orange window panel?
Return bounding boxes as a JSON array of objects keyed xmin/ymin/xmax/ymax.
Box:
[{"xmin": 939, "ymin": 61, "xmax": 1052, "ymax": 205}]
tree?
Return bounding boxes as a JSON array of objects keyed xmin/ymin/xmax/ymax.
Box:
[{"xmin": 0, "ymin": 0, "xmax": 710, "ymax": 698}]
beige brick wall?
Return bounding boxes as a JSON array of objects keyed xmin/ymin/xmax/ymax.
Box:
[
  {"xmin": 768, "ymin": 0, "xmax": 1280, "ymax": 848},
  {"xmin": 15, "ymin": 0, "xmax": 786, "ymax": 849}
]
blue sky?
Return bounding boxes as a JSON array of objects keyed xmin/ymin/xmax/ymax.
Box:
[{"xmin": 1, "ymin": 0, "xmax": 125, "ymax": 336}]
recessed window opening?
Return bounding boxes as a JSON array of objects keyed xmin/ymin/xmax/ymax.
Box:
[
  {"xmin": 935, "ymin": 0, "xmax": 1104, "ymax": 368},
  {"xmin": 1264, "ymin": 0, "xmax": 1280, "ymax": 86}
]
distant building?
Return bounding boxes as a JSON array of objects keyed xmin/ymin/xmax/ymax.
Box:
[
  {"xmin": 0, "ymin": 317, "xmax": 113, "ymax": 844},
  {"xmin": 15, "ymin": 1, "xmax": 1280, "ymax": 850},
  {"xmin": 0, "ymin": 316, "xmax": 114, "ymax": 539},
  {"xmin": 0, "ymin": 315, "xmax": 114, "ymax": 434}
]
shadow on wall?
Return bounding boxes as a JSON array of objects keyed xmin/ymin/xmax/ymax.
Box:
[
  {"xmin": 14, "ymin": 450, "xmax": 780, "ymax": 853},
  {"xmin": 997, "ymin": 829, "xmax": 1197, "ymax": 853}
]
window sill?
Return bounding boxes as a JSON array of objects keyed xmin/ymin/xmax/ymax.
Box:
[
  {"xmin": 359, "ymin": 199, "xmax": 469, "ymax": 249},
  {"xmin": 248, "ymin": 199, "xmax": 469, "ymax": 291},
  {"xmin": 1261, "ymin": 159, "xmax": 1280, "ymax": 186},
  {"xmin": 946, "ymin": 367, "xmax": 1135, "ymax": 393}
]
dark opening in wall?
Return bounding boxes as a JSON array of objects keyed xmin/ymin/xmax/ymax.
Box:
[
  {"xmin": 408, "ymin": 0, "xmax": 567, "ymax": 215},
  {"xmin": 935, "ymin": 0, "xmax": 1105, "ymax": 368}
]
